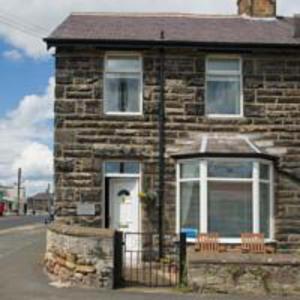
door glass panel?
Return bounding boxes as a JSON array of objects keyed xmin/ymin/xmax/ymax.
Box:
[
  {"xmin": 105, "ymin": 162, "xmax": 139, "ymax": 174},
  {"xmin": 124, "ymin": 162, "xmax": 140, "ymax": 174},
  {"xmin": 105, "ymin": 162, "xmax": 120, "ymax": 173}
]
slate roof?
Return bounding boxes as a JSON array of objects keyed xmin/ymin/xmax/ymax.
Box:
[
  {"xmin": 45, "ymin": 13, "xmax": 300, "ymax": 47},
  {"xmin": 27, "ymin": 192, "xmax": 53, "ymax": 201},
  {"xmin": 170, "ymin": 134, "xmax": 277, "ymax": 161},
  {"xmin": 206, "ymin": 137, "xmax": 257, "ymax": 154}
]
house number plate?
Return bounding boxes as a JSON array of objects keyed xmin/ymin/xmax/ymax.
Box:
[{"xmin": 76, "ymin": 203, "xmax": 96, "ymax": 216}]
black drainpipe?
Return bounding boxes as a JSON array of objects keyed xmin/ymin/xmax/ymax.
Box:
[{"xmin": 158, "ymin": 30, "xmax": 165, "ymax": 259}]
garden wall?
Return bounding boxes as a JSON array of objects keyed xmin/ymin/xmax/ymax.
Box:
[
  {"xmin": 44, "ymin": 223, "xmax": 116, "ymax": 288},
  {"xmin": 188, "ymin": 252, "xmax": 300, "ymax": 295}
]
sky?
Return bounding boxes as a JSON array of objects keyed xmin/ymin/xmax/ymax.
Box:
[{"xmin": 0, "ymin": 0, "xmax": 299, "ymax": 196}]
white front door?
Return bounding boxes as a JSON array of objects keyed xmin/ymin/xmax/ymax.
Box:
[{"xmin": 109, "ymin": 178, "xmax": 140, "ymax": 253}]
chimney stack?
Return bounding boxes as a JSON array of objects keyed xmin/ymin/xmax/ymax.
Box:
[
  {"xmin": 238, "ymin": 0, "xmax": 276, "ymax": 18},
  {"xmin": 294, "ymin": 15, "xmax": 300, "ymax": 38}
]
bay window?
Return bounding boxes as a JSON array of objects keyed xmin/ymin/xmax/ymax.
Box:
[
  {"xmin": 177, "ymin": 159, "xmax": 274, "ymax": 242},
  {"xmin": 104, "ymin": 53, "xmax": 143, "ymax": 115}
]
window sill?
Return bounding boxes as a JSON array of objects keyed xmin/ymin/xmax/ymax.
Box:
[
  {"xmin": 205, "ymin": 114, "xmax": 245, "ymax": 119},
  {"xmin": 102, "ymin": 112, "xmax": 144, "ymax": 121},
  {"xmin": 186, "ymin": 237, "xmax": 275, "ymax": 244},
  {"xmin": 104, "ymin": 112, "xmax": 143, "ymax": 116}
]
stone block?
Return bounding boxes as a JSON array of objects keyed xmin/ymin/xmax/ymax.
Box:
[
  {"xmin": 55, "ymin": 101, "xmax": 76, "ymax": 114},
  {"xmin": 75, "ymin": 265, "xmax": 96, "ymax": 274},
  {"xmin": 56, "ymin": 74, "xmax": 73, "ymax": 85},
  {"xmin": 244, "ymin": 105, "xmax": 265, "ymax": 117},
  {"xmin": 185, "ymin": 103, "xmax": 204, "ymax": 115},
  {"xmin": 55, "ymin": 159, "xmax": 75, "ymax": 172},
  {"xmin": 55, "ymin": 85, "xmax": 65, "ymax": 98},
  {"xmin": 45, "ymin": 225, "xmax": 114, "ymax": 289}
]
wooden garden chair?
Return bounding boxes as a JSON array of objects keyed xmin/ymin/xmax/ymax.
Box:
[
  {"xmin": 241, "ymin": 233, "xmax": 266, "ymax": 254},
  {"xmin": 195, "ymin": 233, "xmax": 224, "ymax": 253}
]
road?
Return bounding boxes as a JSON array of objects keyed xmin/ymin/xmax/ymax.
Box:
[
  {"xmin": 0, "ymin": 218, "xmax": 298, "ymax": 300},
  {"xmin": 0, "ymin": 215, "xmax": 46, "ymax": 230}
]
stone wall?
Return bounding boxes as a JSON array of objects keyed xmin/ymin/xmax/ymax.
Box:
[
  {"xmin": 45, "ymin": 223, "xmax": 115, "ymax": 288},
  {"xmin": 189, "ymin": 257, "xmax": 300, "ymax": 295},
  {"xmin": 54, "ymin": 47, "xmax": 300, "ymax": 251}
]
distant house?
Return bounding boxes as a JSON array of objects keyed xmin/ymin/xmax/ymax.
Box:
[
  {"xmin": 0, "ymin": 185, "xmax": 26, "ymax": 214},
  {"xmin": 27, "ymin": 192, "xmax": 53, "ymax": 213}
]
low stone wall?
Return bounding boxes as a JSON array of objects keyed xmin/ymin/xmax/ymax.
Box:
[
  {"xmin": 188, "ymin": 253, "xmax": 300, "ymax": 295},
  {"xmin": 44, "ymin": 222, "xmax": 115, "ymax": 288}
]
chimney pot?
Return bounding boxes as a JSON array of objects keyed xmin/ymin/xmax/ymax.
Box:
[
  {"xmin": 294, "ymin": 15, "xmax": 300, "ymax": 38},
  {"xmin": 238, "ymin": 0, "xmax": 276, "ymax": 18}
]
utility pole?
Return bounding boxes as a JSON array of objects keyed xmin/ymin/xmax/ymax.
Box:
[
  {"xmin": 47, "ymin": 183, "xmax": 50, "ymax": 193},
  {"xmin": 158, "ymin": 31, "xmax": 165, "ymax": 259},
  {"xmin": 47, "ymin": 183, "xmax": 51, "ymax": 213},
  {"xmin": 17, "ymin": 168, "xmax": 22, "ymax": 215}
]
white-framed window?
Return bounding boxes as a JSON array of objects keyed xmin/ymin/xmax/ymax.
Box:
[
  {"xmin": 104, "ymin": 53, "xmax": 143, "ymax": 115},
  {"xmin": 205, "ymin": 56, "xmax": 243, "ymax": 117},
  {"xmin": 176, "ymin": 158, "xmax": 274, "ymax": 243}
]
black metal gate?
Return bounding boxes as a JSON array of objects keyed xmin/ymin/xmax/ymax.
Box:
[{"xmin": 117, "ymin": 232, "xmax": 186, "ymax": 288}]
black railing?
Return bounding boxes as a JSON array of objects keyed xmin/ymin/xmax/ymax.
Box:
[
  {"xmin": 113, "ymin": 231, "xmax": 123, "ymax": 288},
  {"xmin": 118, "ymin": 232, "xmax": 186, "ymax": 288}
]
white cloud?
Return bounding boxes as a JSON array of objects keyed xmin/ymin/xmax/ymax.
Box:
[
  {"xmin": 8, "ymin": 78, "xmax": 54, "ymax": 126},
  {"xmin": 0, "ymin": 77, "xmax": 54, "ymax": 195},
  {"xmin": 278, "ymin": 1, "xmax": 300, "ymax": 16},
  {"xmin": 12, "ymin": 143, "xmax": 53, "ymax": 180},
  {"xmin": 24, "ymin": 179, "xmax": 52, "ymax": 196},
  {"xmin": 0, "ymin": 0, "xmax": 298, "ymax": 59},
  {"xmin": 2, "ymin": 49, "xmax": 23, "ymax": 61}
]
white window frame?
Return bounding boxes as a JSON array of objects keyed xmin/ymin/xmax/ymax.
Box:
[
  {"xmin": 205, "ymin": 55, "xmax": 244, "ymax": 118},
  {"xmin": 176, "ymin": 158, "xmax": 274, "ymax": 244},
  {"xmin": 103, "ymin": 52, "xmax": 143, "ymax": 116}
]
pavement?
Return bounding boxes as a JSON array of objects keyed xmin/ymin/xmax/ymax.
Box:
[
  {"xmin": 0, "ymin": 215, "xmax": 46, "ymax": 230},
  {"xmin": 0, "ymin": 217, "xmax": 299, "ymax": 300}
]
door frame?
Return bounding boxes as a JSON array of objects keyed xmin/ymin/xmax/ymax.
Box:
[{"xmin": 102, "ymin": 161, "xmax": 142, "ymax": 232}]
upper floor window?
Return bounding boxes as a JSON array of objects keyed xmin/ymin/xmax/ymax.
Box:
[
  {"xmin": 104, "ymin": 53, "xmax": 143, "ymax": 115},
  {"xmin": 205, "ymin": 57, "xmax": 243, "ymax": 117}
]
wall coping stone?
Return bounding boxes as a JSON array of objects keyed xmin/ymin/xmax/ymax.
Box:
[
  {"xmin": 189, "ymin": 253, "xmax": 300, "ymax": 267},
  {"xmin": 48, "ymin": 222, "xmax": 115, "ymax": 238}
]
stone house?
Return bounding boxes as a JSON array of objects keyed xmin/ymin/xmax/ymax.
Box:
[
  {"xmin": 27, "ymin": 192, "xmax": 54, "ymax": 213},
  {"xmin": 45, "ymin": 0, "xmax": 300, "ymax": 256}
]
